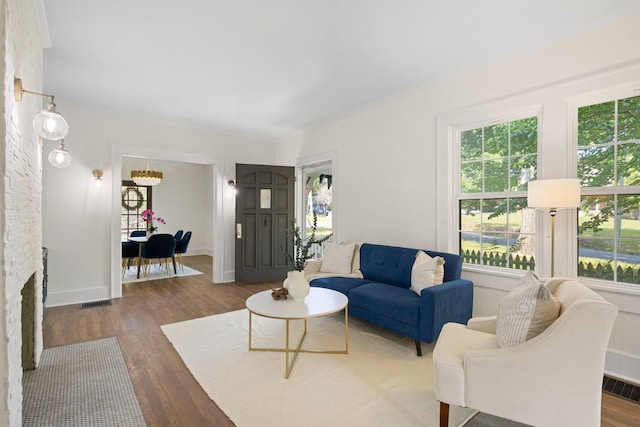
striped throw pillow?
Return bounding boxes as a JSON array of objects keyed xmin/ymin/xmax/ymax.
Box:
[{"xmin": 496, "ymin": 272, "xmax": 560, "ymax": 348}]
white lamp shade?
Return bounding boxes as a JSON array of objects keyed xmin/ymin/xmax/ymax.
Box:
[
  {"xmin": 33, "ymin": 110, "xmax": 69, "ymax": 141},
  {"xmin": 527, "ymin": 179, "xmax": 581, "ymax": 209},
  {"xmin": 48, "ymin": 147, "xmax": 72, "ymax": 168}
]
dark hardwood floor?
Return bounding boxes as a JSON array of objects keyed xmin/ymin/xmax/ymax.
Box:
[{"xmin": 42, "ymin": 255, "xmax": 640, "ymax": 426}]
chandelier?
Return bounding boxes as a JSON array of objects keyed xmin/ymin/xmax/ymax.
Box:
[{"xmin": 131, "ymin": 169, "xmax": 163, "ymax": 186}]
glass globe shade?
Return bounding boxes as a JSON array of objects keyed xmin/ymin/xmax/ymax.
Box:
[
  {"xmin": 48, "ymin": 147, "xmax": 72, "ymax": 168},
  {"xmin": 33, "ymin": 110, "xmax": 69, "ymax": 141}
]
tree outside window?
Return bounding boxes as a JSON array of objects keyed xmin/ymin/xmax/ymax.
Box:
[
  {"xmin": 458, "ymin": 116, "xmax": 538, "ymax": 271},
  {"xmin": 300, "ymin": 162, "xmax": 332, "ymax": 258},
  {"xmin": 577, "ymin": 95, "xmax": 640, "ymax": 284}
]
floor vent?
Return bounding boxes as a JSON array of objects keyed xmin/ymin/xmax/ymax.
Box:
[
  {"xmin": 603, "ymin": 375, "xmax": 640, "ymax": 403},
  {"xmin": 80, "ymin": 300, "xmax": 112, "ymax": 309}
]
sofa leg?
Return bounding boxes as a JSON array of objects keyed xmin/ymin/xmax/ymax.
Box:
[
  {"xmin": 439, "ymin": 402, "xmax": 449, "ymax": 427},
  {"xmin": 414, "ymin": 340, "xmax": 422, "ymax": 356}
]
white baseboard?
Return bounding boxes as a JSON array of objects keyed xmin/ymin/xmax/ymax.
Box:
[
  {"xmin": 605, "ymin": 349, "xmax": 640, "ymax": 385},
  {"xmin": 222, "ymin": 270, "xmax": 235, "ymax": 283},
  {"xmin": 45, "ymin": 287, "xmax": 112, "ymax": 308},
  {"xmin": 184, "ymin": 247, "xmax": 212, "ymax": 257}
]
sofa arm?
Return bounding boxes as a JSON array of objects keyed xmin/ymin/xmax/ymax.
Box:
[
  {"xmin": 419, "ymin": 279, "xmax": 473, "ymax": 343},
  {"xmin": 467, "ymin": 316, "xmax": 497, "ymax": 334}
]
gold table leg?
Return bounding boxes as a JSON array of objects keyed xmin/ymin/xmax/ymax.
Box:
[{"xmin": 248, "ymin": 310, "xmax": 348, "ymax": 379}]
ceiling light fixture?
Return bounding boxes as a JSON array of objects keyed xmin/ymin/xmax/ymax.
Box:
[
  {"xmin": 14, "ymin": 77, "xmax": 69, "ymax": 141},
  {"xmin": 131, "ymin": 169, "xmax": 163, "ymax": 186}
]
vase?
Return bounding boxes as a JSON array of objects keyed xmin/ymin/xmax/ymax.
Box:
[
  {"xmin": 284, "ymin": 271, "xmax": 310, "ymax": 301},
  {"xmin": 146, "ymin": 230, "xmax": 153, "ymax": 238}
]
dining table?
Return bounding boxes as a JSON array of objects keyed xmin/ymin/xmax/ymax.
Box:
[{"xmin": 128, "ymin": 236, "xmax": 147, "ymax": 279}]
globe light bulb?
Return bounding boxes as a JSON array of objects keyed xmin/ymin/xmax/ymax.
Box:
[
  {"xmin": 48, "ymin": 141, "xmax": 72, "ymax": 168},
  {"xmin": 33, "ymin": 108, "xmax": 69, "ymax": 141}
]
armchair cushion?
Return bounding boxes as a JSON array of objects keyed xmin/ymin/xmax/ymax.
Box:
[{"xmin": 496, "ymin": 272, "xmax": 560, "ymax": 348}]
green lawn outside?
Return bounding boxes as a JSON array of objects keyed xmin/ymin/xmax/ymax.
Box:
[
  {"xmin": 305, "ymin": 213, "xmax": 332, "ymax": 240},
  {"xmin": 462, "ymin": 212, "xmax": 640, "ymax": 254}
]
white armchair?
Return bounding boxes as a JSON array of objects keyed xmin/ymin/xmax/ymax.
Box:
[{"xmin": 433, "ymin": 277, "xmax": 618, "ymax": 427}]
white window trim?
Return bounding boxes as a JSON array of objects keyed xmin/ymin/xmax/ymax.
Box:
[{"xmin": 437, "ymin": 103, "xmax": 543, "ymax": 276}]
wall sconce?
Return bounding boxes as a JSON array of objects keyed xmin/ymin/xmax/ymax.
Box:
[
  {"xmin": 48, "ymin": 140, "xmax": 72, "ymax": 168},
  {"xmin": 14, "ymin": 78, "xmax": 69, "ymax": 141},
  {"xmin": 228, "ymin": 180, "xmax": 237, "ymax": 194},
  {"xmin": 15, "ymin": 77, "xmax": 72, "ymax": 168},
  {"xmin": 92, "ymin": 169, "xmax": 104, "ymax": 188}
]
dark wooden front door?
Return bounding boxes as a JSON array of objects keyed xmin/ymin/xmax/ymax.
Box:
[{"xmin": 235, "ymin": 164, "xmax": 294, "ymax": 282}]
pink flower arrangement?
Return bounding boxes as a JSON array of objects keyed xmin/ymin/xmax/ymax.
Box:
[{"xmin": 141, "ymin": 209, "xmax": 166, "ymax": 233}]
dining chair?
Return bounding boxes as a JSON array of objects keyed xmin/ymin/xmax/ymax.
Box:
[
  {"xmin": 130, "ymin": 230, "xmax": 146, "ymax": 237},
  {"xmin": 174, "ymin": 231, "xmax": 192, "ymax": 271},
  {"xmin": 174, "ymin": 229, "xmax": 184, "ymax": 241},
  {"xmin": 140, "ymin": 234, "xmax": 177, "ymax": 277},
  {"xmin": 121, "ymin": 241, "xmax": 139, "ymax": 278}
]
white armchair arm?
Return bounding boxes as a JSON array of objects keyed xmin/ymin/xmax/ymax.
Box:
[{"xmin": 466, "ymin": 316, "xmax": 496, "ymax": 334}]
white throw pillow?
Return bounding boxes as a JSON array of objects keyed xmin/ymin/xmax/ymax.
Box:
[
  {"xmin": 496, "ymin": 272, "xmax": 560, "ymax": 348},
  {"xmin": 410, "ymin": 250, "xmax": 445, "ymax": 295},
  {"xmin": 320, "ymin": 242, "xmax": 356, "ymax": 274},
  {"xmin": 340, "ymin": 240, "xmax": 362, "ymax": 274}
]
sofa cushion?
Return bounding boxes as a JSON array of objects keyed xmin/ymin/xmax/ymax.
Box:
[
  {"xmin": 359, "ymin": 244, "xmax": 418, "ymax": 288},
  {"xmin": 359, "ymin": 244, "xmax": 463, "ymax": 287},
  {"xmin": 349, "ymin": 282, "xmax": 420, "ymax": 326},
  {"xmin": 410, "ymin": 250, "xmax": 445, "ymax": 295},
  {"xmin": 309, "ymin": 277, "xmax": 372, "ymax": 296},
  {"xmin": 320, "ymin": 242, "xmax": 356, "ymax": 274},
  {"xmin": 496, "ymin": 272, "xmax": 560, "ymax": 348}
]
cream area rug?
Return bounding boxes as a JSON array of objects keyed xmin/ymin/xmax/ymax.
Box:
[
  {"xmin": 122, "ymin": 263, "xmax": 202, "ymax": 283},
  {"xmin": 161, "ymin": 309, "xmax": 475, "ymax": 427}
]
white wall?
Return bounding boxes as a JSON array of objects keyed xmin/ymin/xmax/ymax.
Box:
[
  {"xmin": 43, "ymin": 105, "xmax": 276, "ymax": 306},
  {"xmin": 277, "ymin": 14, "xmax": 640, "ymax": 383},
  {"xmin": 121, "ymin": 157, "xmax": 212, "ymax": 255}
]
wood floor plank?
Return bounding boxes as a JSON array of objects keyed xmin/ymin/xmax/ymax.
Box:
[{"xmin": 41, "ymin": 255, "xmax": 640, "ymax": 426}]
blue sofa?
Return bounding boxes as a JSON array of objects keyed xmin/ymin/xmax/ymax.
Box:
[{"xmin": 309, "ymin": 243, "xmax": 473, "ymax": 355}]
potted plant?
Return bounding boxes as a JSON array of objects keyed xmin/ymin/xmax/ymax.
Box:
[
  {"xmin": 283, "ymin": 213, "xmax": 332, "ymax": 301},
  {"xmin": 141, "ymin": 209, "xmax": 166, "ymax": 236}
]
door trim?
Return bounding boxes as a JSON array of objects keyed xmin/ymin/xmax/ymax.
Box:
[{"xmin": 110, "ymin": 145, "xmax": 226, "ymax": 299}]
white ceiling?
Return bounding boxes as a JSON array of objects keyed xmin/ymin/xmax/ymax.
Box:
[{"xmin": 41, "ymin": 0, "xmax": 640, "ymax": 141}]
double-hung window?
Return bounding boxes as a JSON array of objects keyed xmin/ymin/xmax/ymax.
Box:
[
  {"xmin": 576, "ymin": 94, "xmax": 640, "ymax": 284},
  {"xmin": 458, "ymin": 115, "xmax": 538, "ymax": 271}
]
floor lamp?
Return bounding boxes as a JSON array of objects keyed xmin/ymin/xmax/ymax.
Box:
[{"xmin": 527, "ymin": 179, "xmax": 581, "ymax": 277}]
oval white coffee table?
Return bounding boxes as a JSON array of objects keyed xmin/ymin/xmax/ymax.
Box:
[{"xmin": 245, "ymin": 287, "xmax": 348, "ymax": 378}]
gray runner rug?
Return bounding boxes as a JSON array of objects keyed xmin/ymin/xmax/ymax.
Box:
[{"xmin": 23, "ymin": 337, "xmax": 147, "ymax": 427}]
